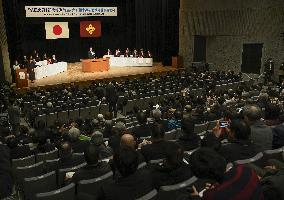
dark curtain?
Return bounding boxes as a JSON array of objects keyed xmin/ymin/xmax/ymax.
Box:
[
  {"xmin": 3, "ymin": 0, "xmax": 179, "ymax": 65},
  {"xmin": 135, "ymin": 0, "xmax": 179, "ymax": 65}
]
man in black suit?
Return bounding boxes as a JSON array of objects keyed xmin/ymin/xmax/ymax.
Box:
[
  {"xmin": 97, "ymin": 146, "xmax": 154, "ymax": 200},
  {"xmin": 152, "ymin": 143, "xmax": 193, "ymax": 188},
  {"xmin": 272, "ymin": 123, "xmax": 284, "ymax": 149},
  {"xmin": 132, "ymin": 112, "xmax": 152, "ymax": 138},
  {"xmin": 105, "ymin": 81, "xmax": 119, "ymax": 118},
  {"xmin": 141, "ymin": 123, "xmax": 176, "ymax": 162},
  {"xmin": 59, "ymin": 142, "xmax": 84, "ymax": 169},
  {"xmin": 264, "ymin": 58, "xmax": 274, "ymax": 83},
  {"xmin": 88, "ymin": 47, "xmax": 96, "ymax": 59},
  {"xmin": 72, "ymin": 144, "xmax": 111, "ymax": 183}
]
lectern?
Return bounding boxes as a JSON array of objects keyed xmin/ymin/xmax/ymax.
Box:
[{"xmin": 15, "ymin": 68, "xmax": 28, "ymax": 88}]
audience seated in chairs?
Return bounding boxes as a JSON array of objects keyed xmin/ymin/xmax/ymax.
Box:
[
  {"xmin": 59, "ymin": 142, "xmax": 84, "ymax": 169},
  {"xmin": 68, "ymin": 127, "xmax": 89, "ymax": 153},
  {"xmin": 90, "ymin": 131, "xmax": 113, "ymax": 159},
  {"xmin": 97, "ymin": 146, "xmax": 154, "ymax": 200},
  {"xmin": 71, "ymin": 144, "xmax": 111, "ymax": 183},
  {"xmin": 132, "ymin": 112, "xmax": 152, "ymax": 138},
  {"xmin": 7, "ymin": 137, "xmax": 32, "ymax": 159}
]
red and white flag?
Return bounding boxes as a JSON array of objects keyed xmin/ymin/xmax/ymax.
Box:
[{"xmin": 45, "ymin": 22, "xmax": 69, "ymax": 39}]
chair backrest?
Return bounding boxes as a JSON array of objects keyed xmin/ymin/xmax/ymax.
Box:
[
  {"xmin": 58, "ymin": 111, "xmax": 69, "ymax": 123},
  {"xmin": 263, "ymin": 147, "xmax": 284, "ymax": 162},
  {"xmin": 79, "ymin": 107, "xmax": 90, "ymax": 119},
  {"xmin": 58, "ymin": 163, "xmax": 87, "ymax": 187},
  {"xmin": 35, "ymin": 183, "xmax": 75, "ymax": 200},
  {"xmin": 46, "ymin": 113, "xmax": 58, "ymax": 127},
  {"xmin": 12, "ymin": 155, "xmax": 36, "ymax": 168},
  {"xmin": 77, "ymin": 171, "xmax": 113, "ymax": 197},
  {"xmin": 234, "ymin": 152, "xmax": 264, "ymax": 165},
  {"xmin": 69, "ymin": 109, "xmax": 80, "ymax": 121},
  {"xmin": 36, "ymin": 149, "xmax": 58, "ymax": 163},
  {"xmin": 45, "ymin": 158, "xmax": 60, "ymax": 173},
  {"xmin": 136, "ymin": 189, "xmax": 158, "ymax": 200},
  {"xmin": 15, "ymin": 161, "xmax": 45, "ymax": 183},
  {"xmin": 149, "ymin": 159, "xmax": 163, "ymax": 164},
  {"xmin": 158, "ymin": 176, "xmax": 198, "ymax": 200},
  {"xmin": 164, "ymin": 129, "xmax": 177, "ymax": 140},
  {"xmin": 24, "ymin": 171, "xmax": 57, "ymax": 200},
  {"xmin": 194, "ymin": 123, "xmax": 209, "ymax": 134},
  {"xmin": 138, "ymin": 162, "xmax": 147, "ymax": 170}
]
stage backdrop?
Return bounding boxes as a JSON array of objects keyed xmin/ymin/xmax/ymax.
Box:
[{"xmin": 3, "ymin": 0, "xmax": 179, "ymax": 66}]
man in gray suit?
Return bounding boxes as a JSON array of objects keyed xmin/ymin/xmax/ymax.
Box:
[{"xmin": 243, "ymin": 105, "xmax": 273, "ymax": 151}]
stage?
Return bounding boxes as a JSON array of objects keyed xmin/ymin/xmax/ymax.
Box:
[{"xmin": 27, "ymin": 62, "xmax": 178, "ymax": 88}]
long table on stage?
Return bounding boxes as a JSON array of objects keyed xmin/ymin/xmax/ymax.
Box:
[
  {"xmin": 81, "ymin": 59, "xmax": 110, "ymax": 73},
  {"xmin": 34, "ymin": 61, "xmax": 68, "ymax": 80},
  {"xmin": 103, "ymin": 56, "xmax": 153, "ymax": 67}
]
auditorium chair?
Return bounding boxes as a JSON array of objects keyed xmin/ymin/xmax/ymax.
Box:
[
  {"xmin": 69, "ymin": 109, "xmax": 80, "ymax": 121},
  {"xmin": 46, "ymin": 113, "xmax": 58, "ymax": 127},
  {"xmin": 149, "ymin": 159, "xmax": 164, "ymax": 165},
  {"xmin": 58, "ymin": 163, "xmax": 87, "ymax": 187},
  {"xmin": 157, "ymin": 176, "xmax": 198, "ymax": 200},
  {"xmin": 138, "ymin": 162, "xmax": 147, "ymax": 170},
  {"xmin": 12, "ymin": 155, "xmax": 36, "ymax": 169},
  {"xmin": 164, "ymin": 129, "xmax": 178, "ymax": 140},
  {"xmin": 45, "ymin": 158, "xmax": 60, "ymax": 173},
  {"xmin": 263, "ymin": 147, "xmax": 284, "ymax": 163},
  {"xmin": 207, "ymin": 120, "xmax": 217, "ymax": 130},
  {"xmin": 77, "ymin": 171, "xmax": 113, "ymax": 198},
  {"xmin": 58, "ymin": 111, "xmax": 69, "ymax": 123},
  {"xmin": 99, "ymin": 104, "xmax": 109, "ymax": 115},
  {"xmin": 234, "ymin": 152, "xmax": 265, "ymax": 168},
  {"xmin": 194, "ymin": 122, "xmax": 209, "ymax": 134},
  {"xmin": 136, "ymin": 189, "xmax": 158, "ymax": 200},
  {"xmin": 34, "ymin": 114, "xmax": 47, "ymax": 128},
  {"xmin": 35, "ymin": 183, "xmax": 76, "ymax": 200},
  {"xmin": 23, "ymin": 171, "xmax": 57, "ymax": 200},
  {"xmin": 36, "ymin": 149, "xmax": 58, "ymax": 163},
  {"xmin": 90, "ymin": 106, "xmax": 99, "ymax": 118},
  {"xmin": 79, "ymin": 107, "xmax": 91, "ymax": 119}
]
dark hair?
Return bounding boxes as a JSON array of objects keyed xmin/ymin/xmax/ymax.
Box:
[
  {"xmin": 190, "ymin": 147, "xmax": 226, "ymax": 183},
  {"xmin": 181, "ymin": 118, "xmax": 194, "ymax": 135},
  {"xmin": 230, "ymin": 120, "xmax": 251, "ymax": 140},
  {"xmin": 114, "ymin": 146, "xmax": 138, "ymax": 177},
  {"xmin": 243, "ymin": 105, "xmax": 262, "ymax": 122},
  {"xmin": 151, "ymin": 123, "xmax": 165, "ymax": 139},
  {"xmin": 84, "ymin": 144, "xmax": 99, "ymax": 165},
  {"xmin": 136, "ymin": 112, "xmax": 147, "ymax": 124}
]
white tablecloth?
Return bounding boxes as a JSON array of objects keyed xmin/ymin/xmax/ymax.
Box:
[
  {"xmin": 103, "ymin": 56, "xmax": 153, "ymax": 67},
  {"xmin": 34, "ymin": 62, "xmax": 68, "ymax": 80}
]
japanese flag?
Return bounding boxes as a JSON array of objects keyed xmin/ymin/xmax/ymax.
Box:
[{"xmin": 45, "ymin": 22, "xmax": 69, "ymax": 39}]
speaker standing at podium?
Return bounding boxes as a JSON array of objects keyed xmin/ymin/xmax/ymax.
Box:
[{"xmin": 88, "ymin": 47, "xmax": 96, "ymax": 59}]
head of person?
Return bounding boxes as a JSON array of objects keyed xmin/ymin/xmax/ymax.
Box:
[
  {"xmin": 243, "ymin": 105, "xmax": 262, "ymax": 125},
  {"xmin": 68, "ymin": 127, "xmax": 81, "ymax": 142},
  {"xmin": 190, "ymin": 147, "xmax": 226, "ymax": 183},
  {"xmin": 59, "ymin": 142, "xmax": 72, "ymax": 158},
  {"xmin": 151, "ymin": 123, "xmax": 165, "ymax": 141},
  {"xmin": 90, "ymin": 131, "xmax": 104, "ymax": 146},
  {"xmin": 84, "ymin": 144, "xmax": 99, "ymax": 165},
  {"xmin": 136, "ymin": 112, "xmax": 147, "ymax": 125},
  {"xmin": 228, "ymin": 120, "xmax": 251, "ymax": 141},
  {"xmin": 120, "ymin": 134, "xmax": 136, "ymax": 150},
  {"xmin": 89, "ymin": 47, "xmax": 93, "ymax": 51},
  {"xmin": 152, "ymin": 109, "xmax": 162, "ymax": 121},
  {"xmin": 114, "ymin": 146, "xmax": 138, "ymax": 177},
  {"xmin": 181, "ymin": 118, "xmax": 195, "ymax": 135}
]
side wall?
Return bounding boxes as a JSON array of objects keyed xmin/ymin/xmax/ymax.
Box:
[{"xmin": 179, "ymin": 0, "xmax": 284, "ymax": 75}]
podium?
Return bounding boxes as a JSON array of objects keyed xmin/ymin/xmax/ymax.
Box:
[
  {"xmin": 15, "ymin": 68, "xmax": 28, "ymax": 88},
  {"xmin": 81, "ymin": 59, "xmax": 110, "ymax": 72},
  {"xmin": 172, "ymin": 56, "xmax": 183, "ymax": 68}
]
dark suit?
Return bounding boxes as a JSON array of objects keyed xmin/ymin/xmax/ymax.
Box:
[
  {"xmin": 72, "ymin": 161, "xmax": 111, "ymax": 183},
  {"xmin": 218, "ymin": 140, "xmax": 259, "ymax": 163},
  {"xmin": 97, "ymin": 170, "xmax": 154, "ymax": 200},
  {"xmin": 34, "ymin": 143, "xmax": 56, "ymax": 154},
  {"xmin": 10, "ymin": 145, "xmax": 32, "ymax": 159},
  {"xmin": 105, "ymin": 83, "xmax": 118, "ymax": 117},
  {"xmin": 59, "ymin": 154, "xmax": 84, "ymax": 169},
  {"xmin": 152, "ymin": 162, "xmax": 193, "ymax": 188},
  {"xmin": 141, "ymin": 140, "xmax": 176, "ymax": 162},
  {"xmin": 132, "ymin": 124, "xmax": 152, "ymax": 138},
  {"xmin": 250, "ymin": 121, "xmax": 273, "ymax": 151},
  {"xmin": 177, "ymin": 133, "xmax": 200, "ymax": 151},
  {"xmin": 71, "ymin": 140, "xmax": 90, "ymax": 153},
  {"xmin": 8, "ymin": 105, "xmax": 20, "ymax": 134},
  {"xmin": 27, "ymin": 61, "xmax": 36, "ymax": 81},
  {"xmin": 272, "ymin": 124, "xmax": 284, "ymax": 149},
  {"xmin": 88, "ymin": 51, "xmax": 96, "ymax": 59},
  {"xmin": 0, "ymin": 144, "xmax": 13, "ymax": 199}
]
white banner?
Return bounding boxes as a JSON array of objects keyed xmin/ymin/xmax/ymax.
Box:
[{"xmin": 25, "ymin": 6, "xmax": 117, "ymax": 17}]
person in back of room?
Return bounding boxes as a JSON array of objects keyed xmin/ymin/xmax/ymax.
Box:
[
  {"xmin": 106, "ymin": 48, "xmax": 112, "ymax": 56},
  {"xmin": 51, "ymin": 54, "xmax": 58, "ymax": 64},
  {"xmin": 115, "ymin": 49, "xmax": 121, "ymax": 57},
  {"xmin": 88, "ymin": 47, "xmax": 96, "ymax": 59},
  {"xmin": 124, "ymin": 48, "xmax": 130, "ymax": 57}
]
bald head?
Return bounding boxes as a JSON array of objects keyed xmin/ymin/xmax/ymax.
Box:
[{"xmin": 120, "ymin": 134, "xmax": 136, "ymax": 149}]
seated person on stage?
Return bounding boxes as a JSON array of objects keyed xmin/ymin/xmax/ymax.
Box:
[
  {"xmin": 133, "ymin": 49, "xmax": 138, "ymax": 58},
  {"xmin": 124, "ymin": 48, "xmax": 130, "ymax": 57},
  {"xmin": 115, "ymin": 49, "xmax": 121, "ymax": 57},
  {"xmin": 35, "ymin": 53, "xmax": 40, "ymax": 62},
  {"xmin": 88, "ymin": 47, "xmax": 96, "ymax": 59},
  {"xmin": 147, "ymin": 50, "xmax": 152, "ymax": 58},
  {"xmin": 43, "ymin": 53, "xmax": 48, "ymax": 61},
  {"xmin": 51, "ymin": 54, "xmax": 58, "ymax": 64},
  {"xmin": 106, "ymin": 49, "xmax": 112, "ymax": 56},
  {"xmin": 139, "ymin": 49, "xmax": 145, "ymax": 58}
]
